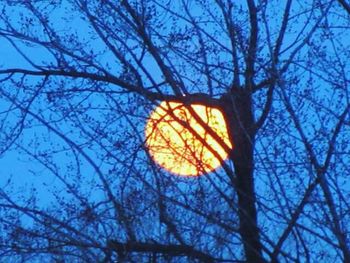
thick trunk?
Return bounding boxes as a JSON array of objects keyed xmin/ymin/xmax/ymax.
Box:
[
  {"xmin": 221, "ymin": 90, "xmax": 264, "ymax": 262},
  {"xmin": 233, "ymin": 139, "xmax": 263, "ymax": 262}
]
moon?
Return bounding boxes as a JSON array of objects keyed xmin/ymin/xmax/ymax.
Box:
[{"xmin": 145, "ymin": 101, "xmax": 232, "ymax": 176}]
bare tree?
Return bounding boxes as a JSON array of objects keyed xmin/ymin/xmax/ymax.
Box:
[{"xmin": 0, "ymin": 0, "xmax": 349, "ymax": 262}]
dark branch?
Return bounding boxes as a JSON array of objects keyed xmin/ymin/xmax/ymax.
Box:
[
  {"xmin": 0, "ymin": 68, "xmax": 223, "ymax": 108},
  {"xmin": 107, "ymin": 240, "xmax": 216, "ymax": 263},
  {"xmin": 121, "ymin": 0, "xmax": 184, "ymax": 96},
  {"xmin": 254, "ymin": 84, "xmax": 274, "ymax": 131},
  {"xmin": 337, "ymin": 0, "xmax": 350, "ymax": 15},
  {"xmin": 245, "ymin": 0, "xmax": 258, "ymax": 91}
]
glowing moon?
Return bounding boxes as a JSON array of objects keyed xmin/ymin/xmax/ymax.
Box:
[{"xmin": 145, "ymin": 101, "xmax": 232, "ymax": 176}]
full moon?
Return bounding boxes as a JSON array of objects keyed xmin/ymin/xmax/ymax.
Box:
[{"xmin": 145, "ymin": 101, "xmax": 232, "ymax": 176}]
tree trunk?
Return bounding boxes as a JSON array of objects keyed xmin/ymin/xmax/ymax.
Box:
[{"xmin": 221, "ymin": 90, "xmax": 264, "ymax": 262}]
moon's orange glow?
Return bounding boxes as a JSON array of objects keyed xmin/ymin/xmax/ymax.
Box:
[{"xmin": 145, "ymin": 101, "xmax": 232, "ymax": 176}]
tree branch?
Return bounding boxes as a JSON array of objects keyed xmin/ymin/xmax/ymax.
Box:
[
  {"xmin": 254, "ymin": 84, "xmax": 274, "ymax": 130},
  {"xmin": 121, "ymin": 0, "xmax": 184, "ymax": 96},
  {"xmin": 107, "ymin": 240, "xmax": 216, "ymax": 262},
  {"xmin": 245, "ymin": 0, "xmax": 258, "ymax": 91},
  {"xmin": 337, "ymin": 0, "xmax": 350, "ymax": 15},
  {"xmin": 0, "ymin": 68, "xmax": 222, "ymax": 108}
]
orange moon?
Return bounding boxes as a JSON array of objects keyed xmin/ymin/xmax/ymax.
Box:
[{"xmin": 145, "ymin": 101, "xmax": 232, "ymax": 176}]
